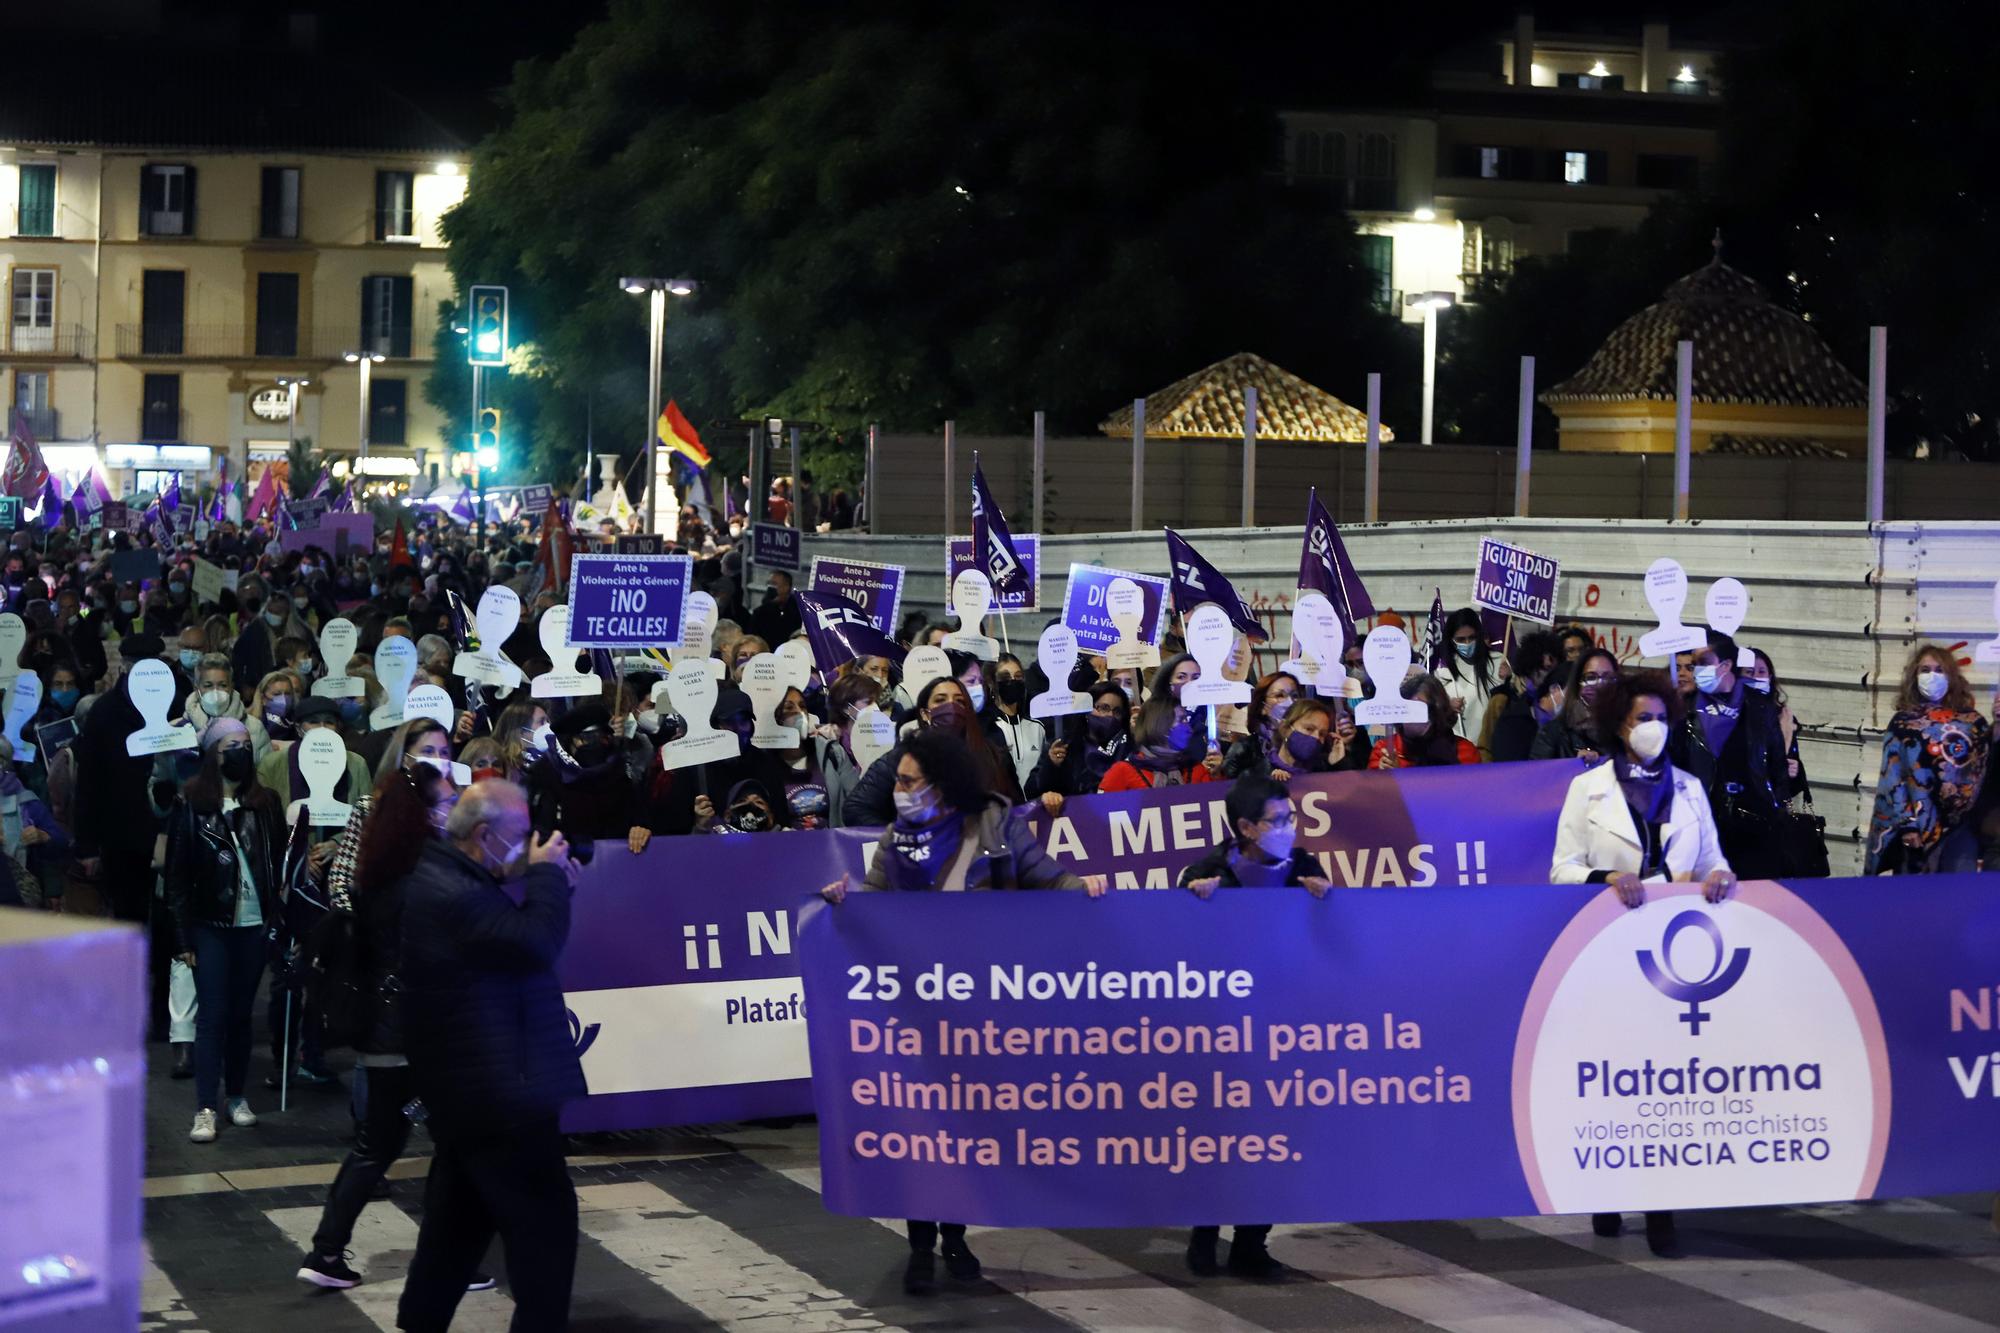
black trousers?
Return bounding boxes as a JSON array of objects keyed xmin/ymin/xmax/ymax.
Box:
[
  {"xmin": 397, "ymin": 1114, "xmax": 575, "ymax": 1333},
  {"xmin": 1191, "ymin": 1224, "xmax": 1272, "ymax": 1249},
  {"xmin": 905, "ymin": 1221, "xmax": 966, "ymax": 1252},
  {"xmin": 311, "ymin": 1064, "xmax": 414, "ymax": 1255}
]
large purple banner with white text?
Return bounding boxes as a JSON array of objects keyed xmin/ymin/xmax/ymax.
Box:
[
  {"xmin": 800, "ymin": 876, "xmax": 2000, "ymax": 1226},
  {"xmin": 557, "ymin": 761, "xmax": 1577, "ymax": 1131}
]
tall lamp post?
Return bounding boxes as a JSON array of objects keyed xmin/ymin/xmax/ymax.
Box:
[
  {"xmin": 618, "ymin": 276, "xmax": 697, "ymax": 538},
  {"xmin": 342, "ymin": 349, "xmax": 385, "ymax": 460},
  {"xmin": 1405, "ymin": 291, "xmax": 1456, "ymax": 445}
]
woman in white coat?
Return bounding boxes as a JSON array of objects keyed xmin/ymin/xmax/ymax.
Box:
[{"xmin": 1550, "ymin": 668, "xmax": 1735, "ymax": 1255}]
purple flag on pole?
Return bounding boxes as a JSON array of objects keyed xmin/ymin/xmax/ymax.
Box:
[
  {"xmin": 162, "ymin": 472, "xmax": 181, "ymax": 512},
  {"xmin": 794, "ymin": 588, "xmax": 905, "ymax": 675},
  {"xmin": 969, "ymin": 455, "xmax": 1031, "ymax": 602},
  {"xmin": 1298, "ymin": 488, "xmax": 1374, "ymax": 635},
  {"xmin": 1163, "ymin": 528, "xmax": 1266, "ymax": 641},
  {"xmin": 308, "ymin": 472, "xmax": 331, "ymax": 501},
  {"xmin": 1422, "ymin": 587, "xmax": 1447, "ymax": 673},
  {"xmin": 38, "ymin": 473, "xmax": 64, "ymax": 529}
]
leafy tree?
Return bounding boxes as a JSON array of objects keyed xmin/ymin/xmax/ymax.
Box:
[{"xmin": 427, "ymin": 0, "xmax": 1409, "ymax": 487}]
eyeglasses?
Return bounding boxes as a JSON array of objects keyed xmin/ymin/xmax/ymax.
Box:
[
  {"xmin": 891, "ymin": 773, "xmax": 929, "ymax": 792},
  {"xmin": 1581, "ymin": 672, "xmax": 1616, "ymax": 685},
  {"xmin": 1259, "ymin": 812, "xmax": 1295, "ymax": 831}
]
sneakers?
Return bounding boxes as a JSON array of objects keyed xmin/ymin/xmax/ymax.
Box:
[
  {"xmin": 189, "ymin": 1108, "xmax": 218, "ymax": 1143},
  {"xmin": 940, "ymin": 1236, "xmax": 981, "ymax": 1281},
  {"xmin": 466, "ymin": 1273, "xmax": 497, "ymax": 1292},
  {"xmin": 297, "ymin": 1251, "xmax": 361, "ymax": 1289},
  {"xmin": 226, "ymin": 1098, "xmax": 258, "ymax": 1127},
  {"xmin": 266, "ymin": 1066, "xmax": 341, "ymax": 1090}
]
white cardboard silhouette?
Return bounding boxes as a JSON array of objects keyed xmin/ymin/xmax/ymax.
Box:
[
  {"xmin": 311, "ymin": 618, "xmax": 365, "ymax": 698},
  {"xmin": 1178, "ymin": 605, "xmax": 1250, "ymax": 708},
  {"xmin": 900, "ymin": 646, "xmax": 951, "ymax": 707},
  {"xmin": 1029, "ymin": 624, "xmax": 1088, "ymax": 719},
  {"xmin": 0, "ymin": 612, "xmax": 25, "ymax": 692},
  {"xmin": 1284, "ymin": 592, "xmax": 1345, "ymax": 692},
  {"xmin": 657, "ymin": 657, "xmax": 740, "ymax": 771},
  {"xmin": 941, "ymin": 570, "xmax": 999, "ymax": 661},
  {"xmin": 742, "ymin": 653, "xmax": 794, "ymax": 749},
  {"xmin": 4, "ymin": 672, "xmax": 42, "ymax": 761},
  {"xmin": 1103, "ymin": 577, "xmax": 1161, "ymax": 671},
  {"xmin": 1977, "ymin": 580, "xmax": 2000, "ymax": 665},
  {"xmin": 293, "ymin": 728, "xmax": 354, "ymax": 827},
  {"xmin": 774, "ymin": 637, "xmax": 813, "ymax": 692},
  {"xmin": 670, "ymin": 591, "xmax": 718, "ymax": 663},
  {"xmin": 1703, "ymin": 577, "xmax": 1755, "ymax": 669},
  {"xmin": 1353, "ymin": 625, "xmax": 1428, "ymax": 724},
  {"xmin": 849, "ymin": 704, "xmax": 897, "ymax": 774},
  {"xmin": 532, "ymin": 604, "xmax": 600, "ymax": 699},
  {"xmin": 402, "ymin": 684, "xmax": 456, "ymax": 734},
  {"xmin": 454, "ymin": 586, "xmax": 525, "ymax": 689},
  {"xmin": 369, "ymin": 637, "xmax": 418, "ymax": 731},
  {"xmin": 125, "ymin": 659, "xmax": 198, "ymax": 756},
  {"xmin": 1639, "ymin": 557, "xmax": 1704, "ymax": 658}
]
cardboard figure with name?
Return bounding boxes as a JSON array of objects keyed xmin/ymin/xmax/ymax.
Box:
[
  {"xmin": 774, "ymin": 637, "xmax": 814, "ymax": 693},
  {"xmin": 1103, "ymin": 577, "xmax": 1162, "ymax": 672},
  {"xmin": 532, "ymin": 604, "xmax": 600, "ymax": 699},
  {"xmin": 1282, "ymin": 592, "xmax": 1346, "ymax": 694},
  {"xmin": 292, "ymin": 729, "xmax": 354, "ymax": 828},
  {"xmin": 742, "ymin": 653, "xmax": 795, "ymax": 749},
  {"xmin": 1703, "ymin": 576, "xmax": 1756, "ymax": 669},
  {"xmin": 3, "ymin": 672, "xmax": 42, "ymax": 762},
  {"xmin": 849, "ymin": 704, "xmax": 897, "ymax": 774},
  {"xmin": 401, "ymin": 684, "xmax": 456, "ymax": 735},
  {"xmin": 369, "ymin": 637, "xmax": 418, "ymax": 731},
  {"xmin": 1976, "ymin": 580, "xmax": 2000, "ymax": 666},
  {"xmin": 0, "ymin": 613, "xmax": 25, "ymax": 694},
  {"xmin": 311, "ymin": 618, "xmax": 366, "ymax": 698},
  {"xmin": 1353, "ymin": 625, "xmax": 1428, "ymax": 725},
  {"xmin": 671, "ymin": 591, "xmax": 719, "ymax": 664},
  {"xmin": 454, "ymin": 586, "xmax": 526, "ymax": 690},
  {"xmin": 941, "ymin": 569, "xmax": 999, "ymax": 661},
  {"xmin": 1639, "ymin": 557, "xmax": 1704, "ymax": 658},
  {"xmin": 1029, "ymin": 624, "xmax": 1089, "ymax": 719},
  {"xmin": 657, "ymin": 657, "xmax": 740, "ymax": 771},
  {"xmin": 900, "ymin": 645, "xmax": 951, "ymax": 708},
  {"xmin": 1178, "ymin": 604, "xmax": 1252, "ymax": 710},
  {"xmin": 125, "ymin": 660, "xmax": 198, "ymax": 756}
]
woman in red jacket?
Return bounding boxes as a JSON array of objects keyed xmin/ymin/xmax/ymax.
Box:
[
  {"xmin": 1369, "ymin": 672, "xmax": 1482, "ymax": 769},
  {"xmin": 1098, "ymin": 695, "xmax": 1224, "ymax": 792}
]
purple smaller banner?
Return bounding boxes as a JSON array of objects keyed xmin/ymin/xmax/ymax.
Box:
[
  {"xmin": 1472, "ymin": 536, "xmax": 1560, "ymax": 627},
  {"xmin": 752, "ymin": 521, "xmax": 801, "ymax": 572},
  {"xmin": 1061, "ymin": 563, "xmax": 1170, "ymax": 655},
  {"xmin": 809, "ymin": 556, "xmax": 905, "ymax": 637},
  {"xmin": 568, "ymin": 552, "xmax": 692, "ymax": 648},
  {"xmin": 521, "ymin": 484, "xmax": 554, "ymax": 515},
  {"xmin": 949, "ymin": 535, "xmax": 1039, "ymax": 613}
]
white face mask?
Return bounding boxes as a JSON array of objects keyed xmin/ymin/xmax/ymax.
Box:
[
  {"xmin": 199, "ymin": 688, "xmax": 234, "ymax": 715},
  {"xmin": 1744, "ymin": 676, "xmax": 1771, "ymax": 694},
  {"xmin": 892, "ymin": 784, "xmax": 938, "ymax": 822},
  {"xmin": 1255, "ymin": 821, "xmax": 1296, "ymax": 862},
  {"xmin": 1917, "ymin": 669, "xmax": 1949, "ymax": 703},
  {"xmin": 1692, "ymin": 664, "xmax": 1723, "ymax": 694},
  {"xmin": 965, "ymin": 682, "xmax": 985, "ymax": 713},
  {"xmin": 636, "ymin": 709, "xmax": 661, "ymax": 735},
  {"xmin": 1627, "ymin": 719, "xmax": 1670, "ymax": 763}
]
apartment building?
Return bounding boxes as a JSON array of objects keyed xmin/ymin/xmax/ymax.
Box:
[{"xmin": 0, "ymin": 49, "xmax": 466, "ymax": 495}]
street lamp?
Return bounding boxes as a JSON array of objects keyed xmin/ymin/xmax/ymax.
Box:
[
  {"xmin": 343, "ymin": 349, "xmax": 385, "ymax": 459},
  {"xmin": 1405, "ymin": 291, "xmax": 1456, "ymax": 445},
  {"xmin": 275, "ymin": 375, "xmax": 310, "ymax": 457},
  {"xmin": 619, "ymin": 276, "xmax": 699, "ymax": 537}
]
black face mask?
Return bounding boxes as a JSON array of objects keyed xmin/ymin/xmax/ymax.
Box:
[
  {"xmin": 219, "ymin": 749, "xmax": 254, "ymax": 783},
  {"xmin": 728, "ymin": 805, "xmax": 771, "ymax": 831},
  {"xmin": 1085, "ymin": 714, "xmax": 1123, "ymax": 744},
  {"xmin": 996, "ymin": 678, "xmax": 1026, "ymax": 707},
  {"xmin": 571, "ymin": 737, "xmax": 615, "ymax": 768}
]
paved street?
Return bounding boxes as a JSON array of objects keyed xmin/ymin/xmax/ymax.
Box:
[{"xmin": 136, "ymin": 1038, "xmax": 2000, "ymax": 1332}]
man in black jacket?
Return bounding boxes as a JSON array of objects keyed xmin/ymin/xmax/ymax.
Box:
[
  {"xmin": 1673, "ymin": 629, "xmax": 1793, "ymax": 876},
  {"xmin": 396, "ymin": 779, "xmax": 584, "ymax": 1333}
]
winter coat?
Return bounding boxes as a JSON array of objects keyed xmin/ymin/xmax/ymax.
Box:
[
  {"xmin": 859, "ymin": 795, "xmax": 1083, "ymax": 893},
  {"xmin": 161, "ymin": 793, "xmax": 283, "ymax": 953}
]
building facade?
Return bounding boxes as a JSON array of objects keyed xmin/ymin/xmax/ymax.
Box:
[
  {"xmin": 1281, "ymin": 14, "xmax": 1723, "ymax": 323},
  {"xmin": 0, "ymin": 95, "xmax": 465, "ymax": 496}
]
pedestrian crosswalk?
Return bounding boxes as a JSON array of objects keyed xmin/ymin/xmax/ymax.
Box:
[{"xmin": 137, "ymin": 1141, "xmax": 2000, "ymax": 1333}]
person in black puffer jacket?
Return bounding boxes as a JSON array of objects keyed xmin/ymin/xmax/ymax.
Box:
[{"xmin": 396, "ymin": 779, "xmax": 584, "ymax": 1333}]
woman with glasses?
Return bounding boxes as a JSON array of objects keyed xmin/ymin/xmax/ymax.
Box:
[
  {"xmin": 1030, "ymin": 682, "xmax": 1134, "ymax": 798},
  {"xmin": 1531, "ymin": 650, "xmax": 1620, "ymax": 764},
  {"xmin": 1174, "ymin": 775, "xmax": 1329, "ymax": 1279},
  {"xmin": 820, "ymin": 729, "xmax": 1105, "ymax": 1295}
]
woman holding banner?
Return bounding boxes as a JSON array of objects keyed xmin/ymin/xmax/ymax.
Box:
[
  {"xmin": 843, "ymin": 676, "xmax": 1021, "ymax": 825},
  {"xmin": 820, "ymin": 729, "xmax": 1105, "ymax": 1294},
  {"xmin": 1550, "ymin": 668, "xmax": 1734, "ymax": 1254}
]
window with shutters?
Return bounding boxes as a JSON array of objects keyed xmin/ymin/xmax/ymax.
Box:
[
  {"xmin": 141, "ymin": 270, "xmax": 185, "ymax": 355},
  {"xmin": 16, "ymin": 164, "xmax": 56, "ymax": 236},
  {"xmin": 11, "ymin": 269, "xmax": 55, "ymax": 352},
  {"xmin": 260, "ymin": 166, "xmax": 301, "ymax": 239},
  {"xmin": 1358, "ymin": 234, "xmax": 1394, "ymax": 313},
  {"xmin": 13, "ymin": 372, "xmax": 53, "ymax": 439},
  {"xmin": 141, "ymin": 373, "xmax": 182, "ymax": 441},
  {"xmin": 139, "ymin": 164, "xmax": 195, "ymax": 236},
  {"xmin": 255, "ymin": 273, "xmax": 300, "ymax": 357},
  {"xmin": 375, "ymin": 170, "xmax": 415, "ymax": 241},
  {"xmin": 369, "ymin": 378, "xmax": 407, "ymax": 445},
  {"xmin": 359, "ymin": 275, "xmax": 413, "ymax": 357}
]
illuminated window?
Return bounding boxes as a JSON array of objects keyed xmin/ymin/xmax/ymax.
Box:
[{"xmin": 1564, "ymin": 152, "xmax": 1588, "ymax": 184}]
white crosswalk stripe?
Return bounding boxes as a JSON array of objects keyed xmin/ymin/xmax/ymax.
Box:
[
  {"xmin": 263, "ymin": 1202, "xmax": 518, "ymax": 1333},
  {"xmin": 1506, "ymin": 1211, "xmax": 1997, "ymax": 1333},
  {"xmin": 574, "ymin": 1179, "xmax": 899, "ymax": 1331},
  {"xmin": 1796, "ymin": 1198, "xmax": 2000, "ymax": 1277},
  {"xmin": 140, "ymin": 1244, "xmax": 212, "ymax": 1333}
]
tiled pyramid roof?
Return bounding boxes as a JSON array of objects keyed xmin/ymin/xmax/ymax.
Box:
[
  {"xmin": 1099, "ymin": 352, "xmax": 1392, "ymax": 442},
  {"xmin": 1542, "ymin": 260, "xmax": 1866, "ymax": 409}
]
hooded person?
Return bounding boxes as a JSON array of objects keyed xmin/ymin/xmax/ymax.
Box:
[{"xmin": 527, "ymin": 701, "xmax": 664, "ymax": 854}]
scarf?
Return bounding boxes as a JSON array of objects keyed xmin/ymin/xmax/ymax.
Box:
[
  {"xmin": 1081, "ymin": 730, "xmax": 1133, "ymax": 783},
  {"xmin": 1695, "ymin": 682, "xmax": 1742, "ymax": 757},
  {"xmin": 1614, "ymin": 754, "xmax": 1673, "ymax": 825},
  {"xmin": 1225, "ymin": 846, "xmax": 1290, "ymax": 887},
  {"xmin": 883, "ymin": 808, "xmax": 969, "ymax": 892}
]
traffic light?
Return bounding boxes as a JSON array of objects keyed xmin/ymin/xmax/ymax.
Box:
[
  {"xmin": 474, "ymin": 407, "xmax": 502, "ymax": 469},
  {"xmin": 467, "ymin": 284, "xmax": 508, "ymax": 366}
]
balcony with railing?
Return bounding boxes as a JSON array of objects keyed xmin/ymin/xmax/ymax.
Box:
[
  {"xmin": 13, "ymin": 407, "xmax": 59, "ymax": 439},
  {"xmin": 2, "ymin": 324, "xmax": 93, "ymax": 358},
  {"xmin": 140, "ymin": 407, "xmax": 188, "ymax": 443},
  {"xmin": 115, "ymin": 324, "xmax": 420, "ymax": 360}
]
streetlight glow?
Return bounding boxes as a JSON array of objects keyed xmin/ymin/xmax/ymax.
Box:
[
  {"xmin": 1413, "ymin": 207, "xmax": 1436, "ymax": 222},
  {"xmin": 615, "ymin": 276, "xmax": 699, "ymax": 536}
]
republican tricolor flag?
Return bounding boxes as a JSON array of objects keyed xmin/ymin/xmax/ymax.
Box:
[{"xmin": 656, "ymin": 399, "xmax": 711, "ymax": 469}]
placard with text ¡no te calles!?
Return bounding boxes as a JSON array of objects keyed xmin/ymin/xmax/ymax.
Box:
[{"xmin": 566, "ymin": 553, "xmax": 693, "ymax": 649}]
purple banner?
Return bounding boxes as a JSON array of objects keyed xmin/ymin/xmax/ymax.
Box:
[
  {"xmin": 1061, "ymin": 562, "xmax": 1171, "ymax": 654},
  {"xmin": 1472, "ymin": 536, "xmax": 1560, "ymax": 627},
  {"xmin": 948, "ymin": 534, "xmax": 1039, "ymax": 613},
  {"xmin": 567, "ymin": 552, "xmax": 692, "ymax": 649},
  {"xmin": 802, "ymin": 874, "xmax": 2000, "ymax": 1227},
  {"xmin": 809, "ymin": 555, "xmax": 905, "ymax": 637},
  {"xmin": 752, "ymin": 521, "xmax": 802, "ymax": 572},
  {"xmin": 521, "ymin": 483, "xmax": 554, "ymax": 515}
]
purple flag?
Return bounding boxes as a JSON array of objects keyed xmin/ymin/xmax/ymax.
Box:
[
  {"xmin": 794, "ymin": 588, "xmax": 904, "ymax": 675},
  {"xmin": 1422, "ymin": 587, "xmax": 1447, "ymax": 673},
  {"xmin": 162, "ymin": 472, "xmax": 182, "ymax": 513},
  {"xmin": 308, "ymin": 472, "xmax": 331, "ymax": 501},
  {"xmin": 1163, "ymin": 528, "xmax": 1266, "ymax": 641},
  {"xmin": 38, "ymin": 473, "xmax": 65, "ymax": 529},
  {"xmin": 969, "ymin": 456, "xmax": 1031, "ymax": 602},
  {"xmin": 450, "ymin": 488, "xmax": 476, "ymax": 525},
  {"xmin": 1298, "ymin": 488, "xmax": 1374, "ymax": 635},
  {"xmin": 335, "ymin": 481, "xmax": 355, "ymax": 513}
]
